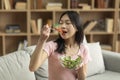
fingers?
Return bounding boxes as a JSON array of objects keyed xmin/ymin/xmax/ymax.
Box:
[
  {"xmin": 75, "ymin": 62, "xmax": 83, "ymax": 70},
  {"xmin": 42, "ymin": 24, "xmax": 51, "ymax": 32},
  {"xmin": 43, "ymin": 24, "xmax": 49, "ymax": 30}
]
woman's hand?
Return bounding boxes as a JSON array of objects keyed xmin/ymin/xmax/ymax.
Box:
[
  {"xmin": 40, "ymin": 24, "xmax": 51, "ymax": 41},
  {"xmin": 77, "ymin": 65, "xmax": 86, "ymax": 80}
]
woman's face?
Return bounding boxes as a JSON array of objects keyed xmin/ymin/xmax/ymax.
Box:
[{"xmin": 59, "ymin": 14, "xmax": 78, "ymax": 39}]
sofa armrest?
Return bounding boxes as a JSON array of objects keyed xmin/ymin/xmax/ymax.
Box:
[{"xmin": 102, "ymin": 50, "xmax": 120, "ymax": 73}]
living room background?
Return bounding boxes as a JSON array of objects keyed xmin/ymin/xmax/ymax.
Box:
[{"xmin": 0, "ymin": 0, "xmax": 120, "ymax": 56}]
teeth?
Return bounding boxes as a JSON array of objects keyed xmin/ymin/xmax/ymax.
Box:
[{"xmin": 62, "ymin": 30, "xmax": 67, "ymax": 33}]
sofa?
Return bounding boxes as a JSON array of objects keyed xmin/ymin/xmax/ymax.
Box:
[{"xmin": 0, "ymin": 42, "xmax": 120, "ymax": 80}]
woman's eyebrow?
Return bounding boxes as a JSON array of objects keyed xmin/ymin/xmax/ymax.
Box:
[{"xmin": 60, "ymin": 19, "xmax": 71, "ymax": 22}]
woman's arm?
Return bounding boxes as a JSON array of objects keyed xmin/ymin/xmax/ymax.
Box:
[
  {"xmin": 29, "ymin": 39, "xmax": 48, "ymax": 72},
  {"xmin": 29, "ymin": 24, "xmax": 51, "ymax": 72},
  {"xmin": 77, "ymin": 65, "xmax": 87, "ymax": 80}
]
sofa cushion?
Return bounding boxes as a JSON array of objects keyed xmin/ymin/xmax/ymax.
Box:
[
  {"xmin": 0, "ymin": 50, "xmax": 35, "ymax": 80},
  {"xmin": 86, "ymin": 42, "xmax": 105, "ymax": 77},
  {"xmin": 86, "ymin": 70, "xmax": 120, "ymax": 80},
  {"xmin": 24, "ymin": 45, "xmax": 48, "ymax": 80}
]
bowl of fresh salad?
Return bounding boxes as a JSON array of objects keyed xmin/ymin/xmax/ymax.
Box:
[{"xmin": 60, "ymin": 55, "xmax": 82, "ymax": 69}]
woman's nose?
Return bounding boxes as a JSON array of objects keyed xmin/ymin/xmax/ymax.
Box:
[{"xmin": 61, "ymin": 23, "xmax": 66, "ymax": 29}]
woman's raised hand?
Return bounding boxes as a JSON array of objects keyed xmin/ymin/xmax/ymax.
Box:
[{"xmin": 40, "ymin": 24, "xmax": 51, "ymax": 41}]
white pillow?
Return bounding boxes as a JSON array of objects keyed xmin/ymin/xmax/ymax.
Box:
[
  {"xmin": 0, "ymin": 50, "xmax": 35, "ymax": 80},
  {"xmin": 86, "ymin": 42, "xmax": 105, "ymax": 77},
  {"xmin": 83, "ymin": 35, "xmax": 87, "ymax": 43}
]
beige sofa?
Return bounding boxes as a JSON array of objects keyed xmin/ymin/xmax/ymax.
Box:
[{"xmin": 0, "ymin": 42, "xmax": 120, "ymax": 80}]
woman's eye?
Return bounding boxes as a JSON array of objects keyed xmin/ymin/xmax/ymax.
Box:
[
  {"xmin": 59, "ymin": 22, "xmax": 72, "ymax": 25},
  {"xmin": 66, "ymin": 22, "xmax": 71, "ymax": 25}
]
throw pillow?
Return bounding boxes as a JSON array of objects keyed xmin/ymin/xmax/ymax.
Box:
[
  {"xmin": 86, "ymin": 42, "xmax": 105, "ymax": 77},
  {"xmin": 83, "ymin": 35, "xmax": 87, "ymax": 43},
  {"xmin": 0, "ymin": 50, "xmax": 36, "ymax": 80}
]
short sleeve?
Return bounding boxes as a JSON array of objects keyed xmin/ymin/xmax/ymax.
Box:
[
  {"xmin": 43, "ymin": 41, "xmax": 57, "ymax": 56},
  {"xmin": 79, "ymin": 44, "xmax": 92, "ymax": 67}
]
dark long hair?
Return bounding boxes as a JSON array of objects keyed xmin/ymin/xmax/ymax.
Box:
[{"xmin": 54, "ymin": 11, "xmax": 84, "ymax": 54}]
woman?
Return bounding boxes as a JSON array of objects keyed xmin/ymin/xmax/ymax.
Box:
[{"xmin": 29, "ymin": 11, "xmax": 91, "ymax": 80}]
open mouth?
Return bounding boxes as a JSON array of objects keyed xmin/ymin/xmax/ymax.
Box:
[
  {"xmin": 54, "ymin": 28, "xmax": 67, "ymax": 34},
  {"xmin": 62, "ymin": 30, "xmax": 67, "ymax": 34},
  {"xmin": 54, "ymin": 27, "xmax": 68, "ymax": 34}
]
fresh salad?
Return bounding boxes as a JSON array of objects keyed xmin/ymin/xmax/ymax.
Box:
[
  {"xmin": 60, "ymin": 56, "xmax": 82, "ymax": 69},
  {"xmin": 53, "ymin": 23, "xmax": 63, "ymax": 33}
]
